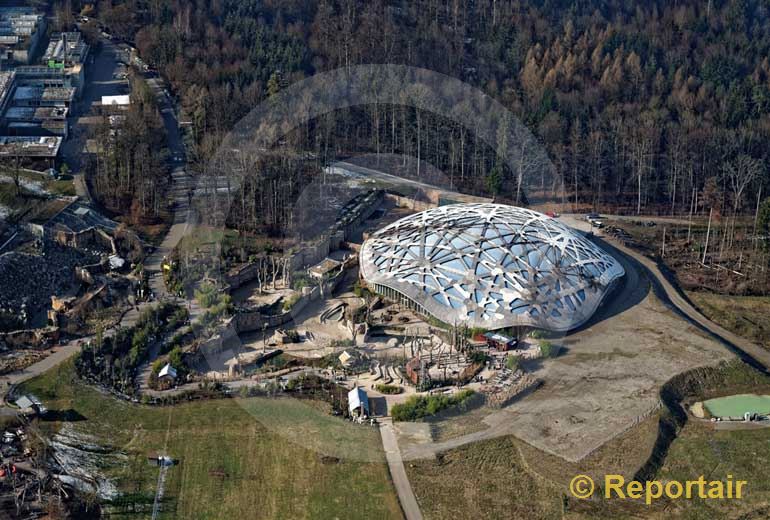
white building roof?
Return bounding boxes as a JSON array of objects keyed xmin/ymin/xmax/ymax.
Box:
[
  {"xmin": 14, "ymin": 396, "xmax": 34, "ymax": 409},
  {"xmin": 158, "ymin": 363, "xmax": 177, "ymax": 379},
  {"xmin": 101, "ymin": 94, "xmax": 130, "ymax": 106},
  {"xmin": 360, "ymin": 203, "xmax": 625, "ymax": 332},
  {"xmin": 348, "ymin": 386, "xmax": 369, "ymax": 414},
  {"xmin": 14, "ymin": 394, "xmax": 45, "ymax": 413}
]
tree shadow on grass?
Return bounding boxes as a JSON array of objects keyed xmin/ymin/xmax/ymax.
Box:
[{"xmin": 41, "ymin": 409, "xmax": 87, "ymax": 422}]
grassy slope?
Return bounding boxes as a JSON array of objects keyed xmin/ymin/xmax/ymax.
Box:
[
  {"xmin": 406, "ymin": 436, "xmax": 564, "ymax": 520},
  {"xmin": 407, "ymin": 361, "xmax": 770, "ymax": 519},
  {"xmin": 21, "ymin": 361, "xmax": 402, "ymax": 520},
  {"xmin": 653, "ymin": 422, "xmax": 770, "ymax": 519},
  {"xmin": 687, "ymin": 292, "xmax": 770, "ymax": 349}
]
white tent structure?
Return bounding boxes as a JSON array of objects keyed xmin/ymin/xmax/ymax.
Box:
[
  {"xmin": 158, "ymin": 363, "xmax": 177, "ymax": 381},
  {"xmin": 348, "ymin": 386, "xmax": 369, "ymax": 416}
]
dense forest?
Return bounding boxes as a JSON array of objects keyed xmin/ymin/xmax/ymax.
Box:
[{"xmin": 83, "ymin": 0, "xmax": 770, "ymax": 225}]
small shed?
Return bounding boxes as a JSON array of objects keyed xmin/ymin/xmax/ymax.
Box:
[
  {"xmin": 348, "ymin": 386, "xmax": 370, "ymax": 417},
  {"xmin": 483, "ymin": 331, "xmax": 517, "ymax": 352},
  {"xmin": 308, "ymin": 258, "xmax": 342, "ymax": 280},
  {"xmin": 14, "ymin": 394, "xmax": 47, "ymax": 416},
  {"xmin": 158, "ymin": 363, "xmax": 177, "ymax": 383},
  {"xmin": 338, "ymin": 350, "xmax": 358, "ymax": 367}
]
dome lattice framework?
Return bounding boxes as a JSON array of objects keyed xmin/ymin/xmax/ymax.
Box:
[{"xmin": 360, "ymin": 204, "xmax": 625, "ymax": 331}]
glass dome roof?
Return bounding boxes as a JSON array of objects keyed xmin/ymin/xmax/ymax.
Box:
[{"xmin": 360, "ymin": 203, "xmax": 625, "ymax": 331}]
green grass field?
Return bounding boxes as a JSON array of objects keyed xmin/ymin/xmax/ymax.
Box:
[
  {"xmin": 21, "ymin": 362, "xmax": 402, "ymax": 519},
  {"xmin": 703, "ymin": 394, "xmax": 770, "ymax": 418},
  {"xmin": 654, "ymin": 421, "xmax": 770, "ymax": 519}
]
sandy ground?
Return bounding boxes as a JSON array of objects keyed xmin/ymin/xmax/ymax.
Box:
[{"xmin": 397, "ymin": 220, "xmax": 733, "ymax": 463}]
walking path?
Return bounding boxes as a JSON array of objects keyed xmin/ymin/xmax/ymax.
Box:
[
  {"xmin": 611, "ymin": 238, "xmax": 770, "ymax": 369},
  {"xmin": 380, "ymin": 418, "xmax": 423, "ymax": 520},
  {"xmin": 1, "ymin": 48, "xmax": 196, "ymax": 403}
]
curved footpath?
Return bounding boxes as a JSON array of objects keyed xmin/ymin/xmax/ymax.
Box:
[
  {"xmin": 559, "ymin": 214, "xmax": 770, "ymax": 371},
  {"xmin": 611, "ymin": 239, "xmax": 770, "ymax": 370}
]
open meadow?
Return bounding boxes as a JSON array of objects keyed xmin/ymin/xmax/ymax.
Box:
[{"xmin": 20, "ymin": 361, "xmax": 402, "ymax": 519}]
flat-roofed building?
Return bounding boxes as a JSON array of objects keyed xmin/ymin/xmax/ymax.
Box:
[
  {"xmin": 0, "ymin": 135, "xmax": 62, "ymax": 159},
  {"xmin": 44, "ymin": 32, "xmax": 89, "ymax": 67},
  {"xmin": 41, "ymin": 31, "xmax": 88, "ymax": 90},
  {"xmin": 0, "ymin": 7, "xmax": 46, "ymax": 65},
  {"xmin": 11, "ymin": 86, "xmax": 75, "ymax": 108},
  {"xmin": 4, "ymin": 105, "xmax": 68, "ymax": 136},
  {"xmin": 14, "ymin": 65, "xmax": 84, "ymax": 96}
]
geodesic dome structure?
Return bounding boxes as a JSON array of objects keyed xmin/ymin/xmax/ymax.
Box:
[{"xmin": 360, "ymin": 204, "xmax": 624, "ymax": 331}]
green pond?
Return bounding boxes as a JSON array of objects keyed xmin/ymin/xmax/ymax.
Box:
[{"xmin": 703, "ymin": 394, "xmax": 770, "ymax": 418}]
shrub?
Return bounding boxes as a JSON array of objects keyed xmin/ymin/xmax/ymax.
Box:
[
  {"xmin": 352, "ymin": 281, "xmax": 372, "ymax": 298},
  {"xmin": 151, "ymin": 359, "xmax": 165, "ymax": 375},
  {"xmin": 467, "ymin": 350, "xmax": 489, "ymax": 364},
  {"xmin": 195, "ymin": 282, "xmax": 219, "ymax": 308},
  {"xmin": 292, "ymin": 272, "xmax": 312, "ymax": 290},
  {"xmin": 375, "ymin": 384, "xmax": 403, "ymax": 395},
  {"xmin": 505, "ymin": 355, "xmax": 520, "ymax": 371},
  {"xmin": 390, "ymin": 389, "xmax": 475, "ymax": 421},
  {"xmin": 282, "ymin": 293, "xmax": 301, "ymax": 312},
  {"xmin": 329, "ymin": 339, "xmax": 355, "ymax": 349},
  {"xmin": 539, "ymin": 340, "xmax": 558, "ymax": 358}
]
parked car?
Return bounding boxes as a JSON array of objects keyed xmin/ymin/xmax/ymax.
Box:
[{"xmin": 589, "ymin": 219, "xmax": 605, "ymax": 229}]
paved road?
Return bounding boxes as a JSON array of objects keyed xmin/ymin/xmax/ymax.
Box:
[
  {"xmin": 132, "ymin": 70, "xmax": 200, "ymax": 389},
  {"xmin": 380, "ymin": 418, "xmax": 423, "ymax": 520},
  {"xmin": 73, "ymin": 173, "xmax": 91, "ymax": 202},
  {"xmin": 61, "ymin": 39, "xmax": 128, "ymax": 173},
  {"xmin": 0, "ymin": 344, "xmax": 80, "ymax": 389},
  {"xmin": 333, "ymin": 161, "xmax": 490, "ymax": 204},
  {"xmin": 0, "ymin": 304, "xmax": 149, "ymax": 401}
]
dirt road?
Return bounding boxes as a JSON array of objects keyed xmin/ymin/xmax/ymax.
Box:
[{"xmin": 561, "ymin": 214, "xmax": 770, "ymax": 370}]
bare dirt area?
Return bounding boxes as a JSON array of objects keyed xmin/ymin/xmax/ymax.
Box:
[
  {"xmin": 503, "ymin": 292, "xmax": 729, "ymax": 462},
  {"xmin": 398, "ymin": 238, "xmax": 733, "ymax": 463}
]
